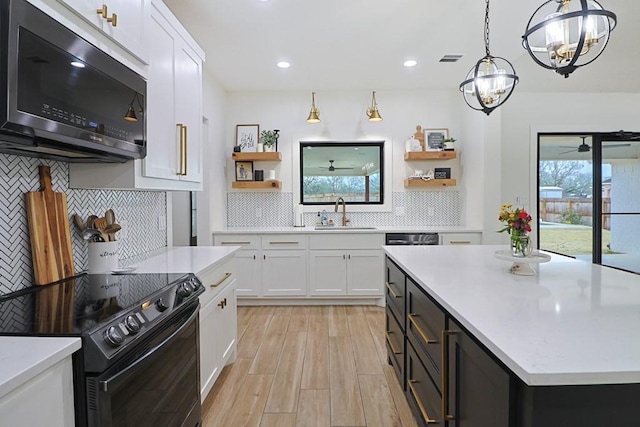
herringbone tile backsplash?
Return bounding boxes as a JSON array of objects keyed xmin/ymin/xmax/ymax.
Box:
[{"xmin": 0, "ymin": 154, "xmax": 167, "ymax": 295}]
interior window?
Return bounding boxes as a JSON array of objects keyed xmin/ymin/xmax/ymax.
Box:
[{"xmin": 300, "ymin": 141, "xmax": 384, "ymax": 205}]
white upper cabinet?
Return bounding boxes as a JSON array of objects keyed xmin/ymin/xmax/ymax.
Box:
[
  {"xmin": 56, "ymin": 0, "xmax": 149, "ymax": 63},
  {"xmin": 68, "ymin": 0, "xmax": 205, "ymax": 191}
]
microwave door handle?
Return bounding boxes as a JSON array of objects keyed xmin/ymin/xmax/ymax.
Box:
[{"xmin": 98, "ymin": 306, "xmax": 199, "ymax": 392}]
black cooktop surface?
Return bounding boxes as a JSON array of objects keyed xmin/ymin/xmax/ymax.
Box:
[{"xmin": 0, "ymin": 272, "xmax": 188, "ymax": 336}]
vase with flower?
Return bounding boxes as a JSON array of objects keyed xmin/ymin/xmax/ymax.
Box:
[{"xmin": 498, "ymin": 204, "xmax": 532, "ymax": 257}]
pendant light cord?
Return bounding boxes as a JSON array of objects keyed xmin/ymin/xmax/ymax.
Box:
[{"xmin": 484, "ymin": 0, "xmax": 491, "ymax": 56}]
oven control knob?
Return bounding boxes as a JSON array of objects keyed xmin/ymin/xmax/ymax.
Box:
[
  {"xmin": 156, "ymin": 298, "xmax": 169, "ymax": 312},
  {"xmin": 104, "ymin": 326, "xmax": 124, "ymax": 347},
  {"xmin": 177, "ymin": 282, "xmax": 193, "ymax": 298},
  {"xmin": 124, "ymin": 315, "xmax": 141, "ymax": 333}
]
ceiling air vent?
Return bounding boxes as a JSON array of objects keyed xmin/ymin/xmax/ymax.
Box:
[{"xmin": 439, "ymin": 55, "xmax": 463, "ymax": 63}]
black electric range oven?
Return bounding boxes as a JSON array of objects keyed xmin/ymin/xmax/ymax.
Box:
[{"xmin": 0, "ymin": 272, "xmax": 204, "ymax": 427}]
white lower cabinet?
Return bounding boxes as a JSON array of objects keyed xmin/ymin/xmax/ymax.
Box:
[
  {"xmin": 262, "ymin": 250, "xmax": 307, "ymax": 296},
  {"xmin": 0, "ymin": 357, "xmax": 75, "ymax": 427},
  {"xmin": 198, "ymin": 259, "xmax": 237, "ymax": 402},
  {"xmin": 234, "ymin": 250, "xmax": 261, "ymax": 296},
  {"xmin": 309, "ymin": 249, "xmax": 383, "ymax": 296}
]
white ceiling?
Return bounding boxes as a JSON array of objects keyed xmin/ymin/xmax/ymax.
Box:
[{"xmin": 162, "ymin": 0, "xmax": 639, "ymax": 94}]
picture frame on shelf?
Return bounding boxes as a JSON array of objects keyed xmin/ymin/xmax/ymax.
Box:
[
  {"xmin": 235, "ymin": 124, "xmax": 259, "ymax": 152},
  {"xmin": 235, "ymin": 161, "xmax": 254, "ymax": 181},
  {"xmin": 425, "ymin": 128, "xmax": 449, "ymax": 150}
]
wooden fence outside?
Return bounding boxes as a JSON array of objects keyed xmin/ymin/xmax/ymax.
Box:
[{"xmin": 539, "ymin": 198, "xmax": 611, "ymax": 229}]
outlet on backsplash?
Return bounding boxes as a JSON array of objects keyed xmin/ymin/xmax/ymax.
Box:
[
  {"xmin": 119, "ymin": 220, "xmax": 128, "ymax": 240},
  {"xmin": 427, "ymin": 206, "xmax": 435, "ymax": 217},
  {"xmin": 159, "ymin": 215, "xmax": 166, "ymax": 231},
  {"xmin": 395, "ymin": 206, "xmax": 405, "ymax": 216}
]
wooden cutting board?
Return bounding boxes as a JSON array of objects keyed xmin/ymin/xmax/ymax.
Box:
[{"xmin": 26, "ymin": 165, "xmax": 75, "ymax": 285}]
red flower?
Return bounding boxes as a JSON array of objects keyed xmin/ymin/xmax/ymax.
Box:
[{"xmin": 518, "ymin": 211, "xmax": 528, "ymax": 219}]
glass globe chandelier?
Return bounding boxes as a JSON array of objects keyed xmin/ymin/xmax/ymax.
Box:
[
  {"xmin": 459, "ymin": 0, "xmax": 519, "ymax": 115},
  {"xmin": 522, "ymin": 0, "xmax": 617, "ymax": 77}
]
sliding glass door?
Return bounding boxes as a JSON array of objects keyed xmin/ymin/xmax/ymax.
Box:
[{"xmin": 538, "ymin": 133, "xmax": 640, "ymax": 274}]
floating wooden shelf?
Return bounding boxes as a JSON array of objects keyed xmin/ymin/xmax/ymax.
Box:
[
  {"xmin": 232, "ymin": 152, "xmax": 282, "ymax": 161},
  {"xmin": 404, "ymin": 151, "xmax": 456, "ymax": 161},
  {"xmin": 232, "ymin": 180, "xmax": 282, "ymax": 189},
  {"xmin": 404, "ymin": 179, "xmax": 456, "ymax": 188}
]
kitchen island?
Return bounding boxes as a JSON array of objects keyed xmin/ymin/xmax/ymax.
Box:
[{"xmin": 384, "ymin": 244, "xmax": 640, "ymax": 427}]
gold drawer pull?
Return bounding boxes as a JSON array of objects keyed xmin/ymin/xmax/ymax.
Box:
[
  {"xmin": 385, "ymin": 282, "xmax": 401, "ymax": 298},
  {"xmin": 449, "ymin": 240, "xmax": 471, "ymax": 244},
  {"xmin": 210, "ymin": 272, "xmax": 232, "ymax": 288},
  {"xmin": 217, "ymin": 298, "xmax": 228, "ymax": 309},
  {"xmin": 269, "ymin": 241, "xmax": 300, "ymax": 245},
  {"xmin": 107, "ymin": 12, "xmax": 117, "ymax": 26},
  {"xmin": 385, "ymin": 331, "xmax": 402, "ymax": 355},
  {"xmin": 219, "ymin": 241, "xmax": 251, "ymax": 245},
  {"xmin": 408, "ymin": 314, "xmax": 437, "ymax": 344},
  {"xmin": 96, "ymin": 4, "xmax": 108, "ymax": 18},
  {"xmin": 408, "ymin": 380, "xmax": 438, "ymax": 424}
]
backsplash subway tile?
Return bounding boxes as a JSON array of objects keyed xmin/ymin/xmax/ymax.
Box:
[
  {"xmin": 227, "ymin": 191, "xmax": 461, "ymax": 227},
  {"xmin": 0, "ymin": 154, "xmax": 167, "ymax": 294}
]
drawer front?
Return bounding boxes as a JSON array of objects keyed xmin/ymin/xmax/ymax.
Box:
[
  {"xmin": 386, "ymin": 307, "xmax": 405, "ymax": 389},
  {"xmin": 214, "ymin": 234, "xmax": 260, "ymax": 249},
  {"xmin": 406, "ymin": 341, "xmax": 444, "ymax": 426},
  {"xmin": 407, "ymin": 278, "xmax": 445, "ymax": 389},
  {"xmin": 385, "ymin": 257, "xmax": 405, "ymax": 326},
  {"xmin": 440, "ymin": 233, "xmax": 482, "ymax": 245},
  {"xmin": 309, "ymin": 233, "xmax": 384, "ymax": 250},
  {"xmin": 198, "ymin": 259, "xmax": 236, "ymax": 307},
  {"xmin": 261, "ymin": 234, "xmax": 308, "ymax": 250}
]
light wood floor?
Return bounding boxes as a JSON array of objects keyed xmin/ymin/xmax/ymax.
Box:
[{"xmin": 201, "ymin": 305, "xmax": 417, "ymax": 427}]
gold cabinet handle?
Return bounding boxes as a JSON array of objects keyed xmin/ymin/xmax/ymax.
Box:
[
  {"xmin": 408, "ymin": 380, "xmax": 438, "ymax": 424},
  {"xmin": 182, "ymin": 125, "xmax": 188, "ymax": 174},
  {"xmin": 176, "ymin": 124, "xmax": 187, "ymax": 175},
  {"xmin": 210, "ymin": 272, "xmax": 232, "ymax": 288},
  {"xmin": 442, "ymin": 329, "xmax": 459, "ymax": 422},
  {"xmin": 219, "ymin": 241, "xmax": 251, "ymax": 245},
  {"xmin": 449, "ymin": 240, "xmax": 471, "ymax": 245},
  {"xmin": 408, "ymin": 314, "xmax": 437, "ymax": 344},
  {"xmin": 97, "ymin": 4, "xmax": 108, "ymax": 18},
  {"xmin": 268, "ymin": 241, "xmax": 299, "ymax": 245},
  {"xmin": 107, "ymin": 13, "xmax": 117, "ymax": 27},
  {"xmin": 385, "ymin": 282, "xmax": 400, "ymax": 298},
  {"xmin": 385, "ymin": 331, "xmax": 401, "ymax": 355}
]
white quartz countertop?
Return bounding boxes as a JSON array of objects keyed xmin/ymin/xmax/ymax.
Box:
[
  {"xmin": 0, "ymin": 337, "xmax": 81, "ymax": 399},
  {"xmin": 125, "ymin": 245, "xmax": 240, "ymax": 274},
  {"xmin": 213, "ymin": 226, "xmax": 482, "ymax": 234},
  {"xmin": 383, "ymin": 244, "xmax": 640, "ymax": 386}
]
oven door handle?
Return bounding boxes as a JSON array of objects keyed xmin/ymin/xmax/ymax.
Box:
[{"xmin": 98, "ymin": 305, "xmax": 199, "ymax": 392}]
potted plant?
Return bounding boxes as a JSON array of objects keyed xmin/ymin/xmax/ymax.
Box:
[
  {"xmin": 260, "ymin": 129, "xmax": 279, "ymax": 152},
  {"xmin": 443, "ymin": 137, "xmax": 457, "ymax": 151}
]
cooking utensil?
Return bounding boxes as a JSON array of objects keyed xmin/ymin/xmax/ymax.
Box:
[
  {"xmin": 93, "ymin": 217, "xmax": 109, "ymax": 242},
  {"xmin": 25, "ymin": 165, "xmax": 75, "ymax": 285},
  {"xmin": 105, "ymin": 209, "xmax": 115, "ymax": 226},
  {"xmin": 86, "ymin": 215, "xmax": 98, "ymax": 230},
  {"xmin": 83, "ymin": 228, "xmax": 102, "ymax": 241},
  {"xmin": 73, "ymin": 214, "xmax": 85, "ymax": 233},
  {"xmin": 104, "ymin": 223, "xmax": 121, "ymax": 242}
]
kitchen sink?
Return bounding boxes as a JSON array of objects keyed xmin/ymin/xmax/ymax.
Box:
[{"xmin": 314, "ymin": 226, "xmax": 377, "ymax": 230}]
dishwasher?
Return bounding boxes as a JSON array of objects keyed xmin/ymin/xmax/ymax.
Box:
[{"xmin": 385, "ymin": 232, "xmax": 439, "ymax": 245}]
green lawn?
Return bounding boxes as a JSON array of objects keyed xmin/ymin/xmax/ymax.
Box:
[{"xmin": 540, "ymin": 226, "xmax": 612, "ymax": 255}]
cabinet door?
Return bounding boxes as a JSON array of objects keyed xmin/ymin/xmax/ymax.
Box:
[
  {"xmin": 346, "ymin": 250, "xmax": 383, "ymax": 295},
  {"xmin": 144, "ymin": 8, "xmax": 179, "ymax": 181},
  {"xmin": 234, "ymin": 250, "xmax": 261, "ymax": 297},
  {"xmin": 216, "ymin": 280, "xmax": 237, "ymax": 364},
  {"xmin": 262, "ymin": 250, "xmax": 307, "ymax": 296},
  {"xmin": 174, "ymin": 40, "xmax": 202, "ymax": 183},
  {"xmin": 309, "ymin": 250, "xmax": 347, "ymax": 296},
  {"xmin": 446, "ymin": 319, "xmax": 512, "ymax": 427}
]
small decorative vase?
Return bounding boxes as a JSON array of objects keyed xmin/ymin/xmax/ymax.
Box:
[
  {"xmin": 510, "ymin": 233, "xmax": 532, "ymax": 258},
  {"xmin": 264, "ymin": 144, "xmax": 275, "ymax": 152},
  {"xmin": 257, "ymin": 143, "xmax": 264, "ymax": 152}
]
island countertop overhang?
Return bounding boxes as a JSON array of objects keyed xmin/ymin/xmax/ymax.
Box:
[{"xmin": 383, "ymin": 244, "xmax": 640, "ymax": 386}]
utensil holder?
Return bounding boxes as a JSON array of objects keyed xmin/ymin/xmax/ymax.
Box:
[{"xmin": 88, "ymin": 241, "xmax": 119, "ymax": 273}]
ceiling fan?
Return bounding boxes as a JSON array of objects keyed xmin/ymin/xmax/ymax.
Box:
[
  {"xmin": 318, "ymin": 160, "xmax": 353, "ymax": 171},
  {"xmin": 560, "ymin": 136, "xmax": 630, "ymax": 155}
]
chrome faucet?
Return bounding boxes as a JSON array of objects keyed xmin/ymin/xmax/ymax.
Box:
[{"xmin": 335, "ymin": 197, "xmax": 349, "ymax": 226}]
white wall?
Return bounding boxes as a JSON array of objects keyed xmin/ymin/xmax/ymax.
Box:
[{"xmin": 224, "ymin": 89, "xmax": 463, "ymax": 205}]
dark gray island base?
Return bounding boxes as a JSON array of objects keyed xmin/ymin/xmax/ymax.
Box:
[{"xmin": 385, "ymin": 255, "xmax": 640, "ymax": 427}]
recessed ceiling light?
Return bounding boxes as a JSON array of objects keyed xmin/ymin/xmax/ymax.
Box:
[
  {"xmin": 277, "ymin": 61, "xmax": 290, "ymax": 69},
  {"xmin": 403, "ymin": 59, "xmax": 417, "ymax": 68},
  {"xmin": 70, "ymin": 61, "xmax": 85, "ymax": 68}
]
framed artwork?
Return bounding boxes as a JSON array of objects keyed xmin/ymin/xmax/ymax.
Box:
[
  {"xmin": 425, "ymin": 128, "xmax": 449, "ymax": 150},
  {"xmin": 235, "ymin": 161, "xmax": 254, "ymax": 181},
  {"xmin": 235, "ymin": 124, "xmax": 259, "ymax": 152}
]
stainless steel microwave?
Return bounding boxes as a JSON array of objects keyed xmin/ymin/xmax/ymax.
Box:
[{"xmin": 0, "ymin": 0, "xmax": 146, "ymax": 162}]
